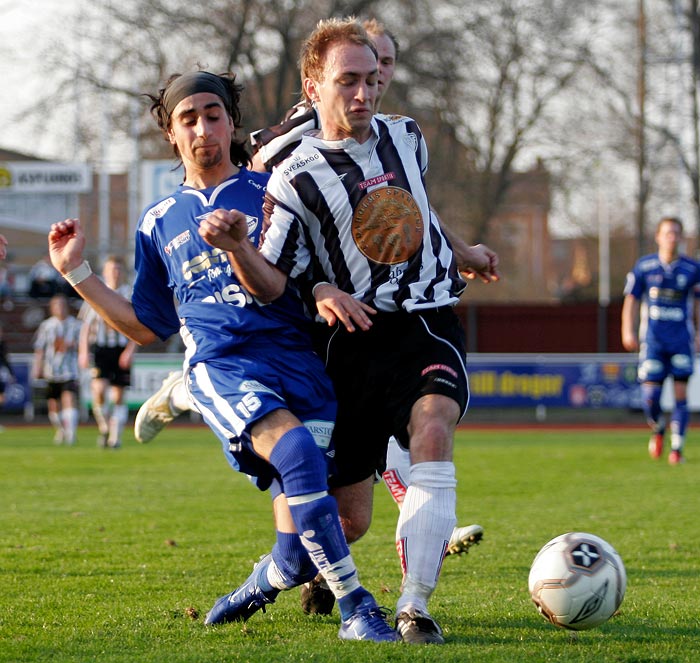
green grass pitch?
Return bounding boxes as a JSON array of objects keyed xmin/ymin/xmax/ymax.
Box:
[{"xmin": 1, "ymin": 422, "xmax": 698, "ymax": 662}]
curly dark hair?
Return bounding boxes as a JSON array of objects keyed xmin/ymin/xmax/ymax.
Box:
[{"xmin": 146, "ymin": 71, "xmax": 251, "ymax": 168}]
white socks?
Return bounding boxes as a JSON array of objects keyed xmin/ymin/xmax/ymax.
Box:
[
  {"xmin": 382, "ymin": 436, "xmax": 410, "ymax": 506},
  {"xmin": 170, "ymin": 378, "xmax": 191, "ymax": 415},
  {"xmin": 395, "ymin": 461, "xmax": 456, "ymax": 615},
  {"xmin": 109, "ymin": 403, "xmax": 128, "ymax": 445},
  {"xmin": 62, "ymin": 407, "xmax": 79, "ymax": 444}
]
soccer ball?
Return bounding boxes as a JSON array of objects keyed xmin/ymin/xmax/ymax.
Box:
[{"xmin": 528, "ymin": 532, "xmax": 626, "ymax": 631}]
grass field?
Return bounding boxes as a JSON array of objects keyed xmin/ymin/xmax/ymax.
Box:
[{"xmin": 1, "ymin": 422, "xmax": 698, "ymax": 662}]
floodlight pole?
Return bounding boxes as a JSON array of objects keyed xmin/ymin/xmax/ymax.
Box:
[
  {"xmin": 128, "ymin": 96, "xmax": 141, "ymax": 271},
  {"xmin": 636, "ymin": 0, "xmax": 648, "ymax": 260},
  {"xmin": 598, "ymin": 189, "xmax": 610, "ymax": 353},
  {"xmin": 97, "ymin": 17, "xmax": 111, "ymax": 260}
]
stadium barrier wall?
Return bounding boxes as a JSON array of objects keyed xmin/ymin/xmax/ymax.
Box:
[{"xmin": 6, "ymin": 352, "xmax": 699, "ymax": 421}]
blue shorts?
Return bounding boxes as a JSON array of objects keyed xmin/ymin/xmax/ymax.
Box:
[
  {"xmin": 639, "ymin": 339, "xmax": 694, "ymax": 383},
  {"xmin": 186, "ymin": 345, "xmax": 336, "ymax": 492}
]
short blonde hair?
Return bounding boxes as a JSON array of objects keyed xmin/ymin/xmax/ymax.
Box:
[
  {"xmin": 656, "ymin": 216, "xmax": 683, "ymax": 234},
  {"xmin": 362, "ymin": 18, "xmax": 400, "ymax": 61},
  {"xmin": 299, "ymin": 17, "xmax": 377, "ymax": 101}
]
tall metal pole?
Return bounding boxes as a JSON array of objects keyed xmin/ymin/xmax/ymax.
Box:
[
  {"xmin": 98, "ymin": 89, "xmax": 111, "ymax": 258},
  {"xmin": 690, "ymin": 0, "xmax": 700, "ymax": 250},
  {"xmin": 128, "ymin": 96, "xmax": 141, "ymax": 267},
  {"xmin": 636, "ymin": 0, "xmax": 648, "ymax": 259},
  {"xmin": 98, "ymin": 15, "xmax": 111, "ymax": 259},
  {"xmin": 598, "ymin": 186, "xmax": 610, "ymax": 353}
]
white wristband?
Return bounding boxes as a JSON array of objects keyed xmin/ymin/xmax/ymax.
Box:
[
  {"xmin": 312, "ymin": 281, "xmax": 332, "ymax": 298},
  {"xmin": 62, "ymin": 261, "xmax": 92, "ymax": 287}
]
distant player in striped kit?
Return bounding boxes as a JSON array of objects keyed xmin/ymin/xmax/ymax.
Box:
[
  {"xmin": 200, "ymin": 18, "xmax": 499, "ymax": 644},
  {"xmin": 32, "ymin": 294, "xmax": 82, "ymax": 444},
  {"xmin": 47, "ymin": 70, "xmax": 397, "ymax": 643},
  {"xmin": 78, "ymin": 255, "xmax": 137, "ymax": 448},
  {"xmin": 622, "ymin": 216, "xmax": 700, "ymax": 465}
]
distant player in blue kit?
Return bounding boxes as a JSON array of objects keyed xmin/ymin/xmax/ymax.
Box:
[
  {"xmin": 622, "ymin": 216, "xmax": 700, "ymax": 464},
  {"xmin": 46, "ymin": 70, "xmax": 397, "ymax": 642}
]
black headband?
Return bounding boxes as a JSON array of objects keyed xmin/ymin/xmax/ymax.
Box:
[{"xmin": 163, "ymin": 72, "xmax": 232, "ymax": 117}]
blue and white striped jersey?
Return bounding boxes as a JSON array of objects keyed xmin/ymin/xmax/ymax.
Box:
[
  {"xmin": 131, "ymin": 169, "xmax": 314, "ymax": 366},
  {"xmin": 260, "ymin": 114, "xmax": 466, "ymax": 312},
  {"xmin": 624, "ymin": 253, "xmax": 700, "ymax": 349}
]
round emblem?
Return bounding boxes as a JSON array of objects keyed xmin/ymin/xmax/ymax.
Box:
[{"xmin": 352, "ymin": 186, "xmax": 424, "ymax": 264}]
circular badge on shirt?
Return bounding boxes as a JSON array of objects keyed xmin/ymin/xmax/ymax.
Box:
[{"xmin": 352, "ymin": 187, "xmax": 423, "ymax": 264}]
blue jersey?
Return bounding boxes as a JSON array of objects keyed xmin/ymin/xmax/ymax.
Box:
[
  {"xmin": 624, "ymin": 253, "xmax": 700, "ymax": 350},
  {"xmin": 132, "ymin": 169, "xmax": 313, "ymax": 365}
]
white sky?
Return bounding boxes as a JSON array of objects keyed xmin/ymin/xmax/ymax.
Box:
[
  {"xmin": 1, "ymin": 0, "xmax": 694, "ymax": 240},
  {"xmin": 0, "ymin": 0, "xmax": 78, "ymax": 159}
]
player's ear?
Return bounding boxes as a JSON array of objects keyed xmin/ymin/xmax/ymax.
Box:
[{"xmin": 303, "ymin": 78, "xmax": 318, "ymax": 104}]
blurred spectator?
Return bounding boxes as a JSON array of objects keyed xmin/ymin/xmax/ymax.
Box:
[
  {"xmin": 32, "ymin": 294, "xmax": 81, "ymax": 444},
  {"xmin": 28, "ymin": 256, "xmax": 60, "ymax": 299},
  {"xmin": 0, "ymin": 323, "xmax": 16, "ymax": 410},
  {"xmin": 0, "ymin": 262, "xmax": 14, "ymax": 298},
  {"xmin": 0, "ymin": 235, "xmax": 13, "ymax": 309},
  {"xmin": 78, "ymin": 256, "xmax": 136, "ymax": 448}
]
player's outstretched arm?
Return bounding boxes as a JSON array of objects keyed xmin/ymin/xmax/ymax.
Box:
[
  {"xmin": 620, "ymin": 294, "xmax": 640, "ymax": 352},
  {"xmin": 199, "ymin": 209, "xmax": 288, "ymax": 303},
  {"xmin": 432, "ymin": 210, "xmax": 500, "ymax": 284},
  {"xmin": 48, "ymin": 219, "xmax": 158, "ymax": 346},
  {"xmin": 77, "ymin": 319, "xmax": 92, "ymax": 370}
]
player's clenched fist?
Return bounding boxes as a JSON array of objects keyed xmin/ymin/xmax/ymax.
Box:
[
  {"xmin": 48, "ymin": 218, "xmax": 86, "ymax": 275},
  {"xmin": 198, "ymin": 209, "xmax": 249, "ymax": 251}
]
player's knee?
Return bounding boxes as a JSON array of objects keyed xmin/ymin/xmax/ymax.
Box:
[
  {"xmin": 338, "ymin": 511, "xmax": 371, "ymax": 544},
  {"xmin": 270, "ymin": 426, "xmax": 328, "ymax": 497},
  {"xmin": 671, "ymin": 354, "xmax": 693, "ymax": 374},
  {"xmin": 408, "ymin": 421, "xmax": 454, "ymax": 462},
  {"xmin": 331, "ymin": 477, "xmax": 374, "ymax": 543},
  {"xmin": 336, "ymin": 495, "xmax": 372, "ymax": 543}
]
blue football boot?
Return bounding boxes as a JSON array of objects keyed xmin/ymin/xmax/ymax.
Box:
[
  {"xmin": 204, "ymin": 554, "xmax": 278, "ymax": 625},
  {"xmin": 338, "ymin": 594, "xmax": 400, "ymax": 642}
]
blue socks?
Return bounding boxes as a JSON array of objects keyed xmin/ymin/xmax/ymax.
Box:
[
  {"xmin": 641, "ymin": 383, "xmax": 664, "ymax": 432},
  {"xmin": 670, "ymin": 398, "xmax": 688, "ymax": 450},
  {"xmin": 270, "ymin": 531, "xmax": 318, "ymax": 588},
  {"xmin": 269, "ymin": 427, "xmax": 367, "ymax": 620}
]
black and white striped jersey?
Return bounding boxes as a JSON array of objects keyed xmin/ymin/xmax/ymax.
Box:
[
  {"xmin": 33, "ymin": 315, "xmax": 81, "ymax": 381},
  {"xmin": 79, "ymin": 283, "xmax": 132, "ymax": 348},
  {"xmin": 250, "ymin": 102, "xmax": 319, "ymax": 172},
  {"xmin": 260, "ymin": 114, "xmax": 466, "ymax": 312}
]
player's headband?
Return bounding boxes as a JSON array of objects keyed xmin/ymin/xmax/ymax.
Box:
[{"xmin": 163, "ymin": 72, "xmax": 232, "ymax": 117}]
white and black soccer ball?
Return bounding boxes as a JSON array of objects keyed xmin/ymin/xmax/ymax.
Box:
[{"xmin": 528, "ymin": 532, "xmax": 626, "ymax": 631}]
